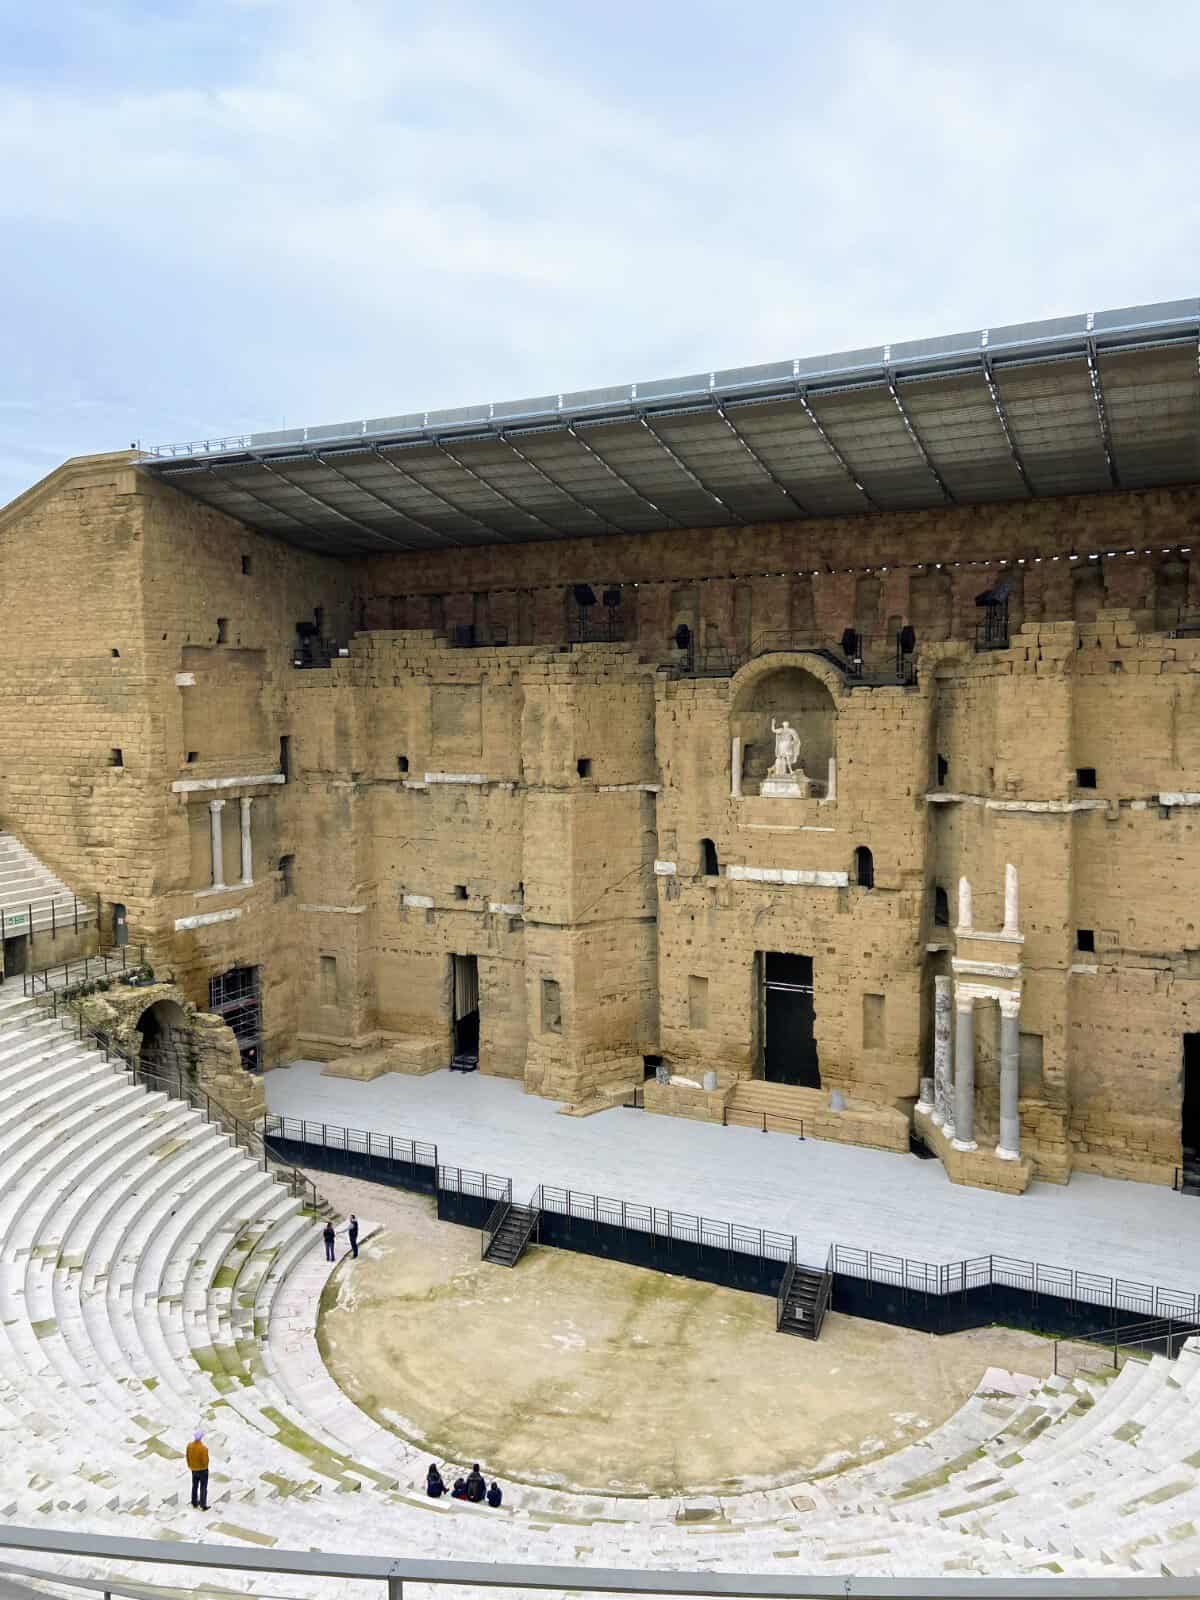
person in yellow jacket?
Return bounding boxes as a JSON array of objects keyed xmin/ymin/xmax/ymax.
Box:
[{"xmin": 186, "ymin": 1430, "xmax": 209, "ymax": 1510}]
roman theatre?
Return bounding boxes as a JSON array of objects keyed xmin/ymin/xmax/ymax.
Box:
[{"xmin": 3, "ymin": 298, "xmax": 1200, "ymax": 1587}]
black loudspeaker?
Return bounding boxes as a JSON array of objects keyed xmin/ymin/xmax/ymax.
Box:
[
  {"xmin": 602, "ymin": 587, "xmax": 621, "ymax": 609},
  {"xmin": 841, "ymin": 627, "xmax": 860, "ymax": 659},
  {"xmin": 899, "ymin": 624, "xmax": 917, "ymax": 655},
  {"xmin": 674, "ymin": 624, "xmax": 692, "ymax": 651},
  {"xmin": 296, "ymin": 620, "xmax": 318, "ymax": 638},
  {"xmin": 573, "ymin": 584, "xmax": 597, "ymax": 607}
]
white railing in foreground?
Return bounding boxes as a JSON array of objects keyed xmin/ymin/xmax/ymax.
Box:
[{"xmin": 1, "ymin": 1525, "xmax": 1199, "ymax": 1600}]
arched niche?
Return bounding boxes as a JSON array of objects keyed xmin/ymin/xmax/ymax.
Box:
[
  {"xmin": 731, "ymin": 660, "xmax": 838, "ymax": 795},
  {"xmin": 136, "ymin": 998, "xmax": 191, "ymax": 1075}
]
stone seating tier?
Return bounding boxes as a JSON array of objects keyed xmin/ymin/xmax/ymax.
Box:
[{"xmin": 0, "ymin": 987, "xmax": 1196, "ymax": 1588}]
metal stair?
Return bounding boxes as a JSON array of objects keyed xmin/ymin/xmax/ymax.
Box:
[
  {"xmin": 776, "ymin": 1259, "xmax": 832, "ymax": 1339},
  {"xmin": 481, "ymin": 1200, "xmax": 539, "ymax": 1267}
]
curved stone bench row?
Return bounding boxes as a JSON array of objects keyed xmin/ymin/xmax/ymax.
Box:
[{"xmin": 0, "ymin": 989, "xmax": 1192, "ymax": 1579}]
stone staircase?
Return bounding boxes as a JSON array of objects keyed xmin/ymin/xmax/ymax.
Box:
[
  {"xmin": 0, "ymin": 832, "xmax": 93, "ymax": 939},
  {"xmin": 0, "ymin": 986, "xmax": 1197, "ymax": 1583},
  {"xmin": 725, "ymin": 1079, "xmax": 818, "ymax": 1134}
]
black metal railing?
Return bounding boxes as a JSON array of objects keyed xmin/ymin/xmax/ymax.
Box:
[
  {"xmin": 1053, "ymin": 1313, "xmax": 1200, "ymax": 1376},
  {"xmin": 482, "ymin": 1197, "xmax": 510, "ymax": 1259},
  {"xmin": 22, "ymin": 944, "xmax": 146, "ymax": 1000},
  {"xmin": 681, "ymin": 628, "xmax": 918, "ymax": 685},
  {"xmin": 828, "ymin": 1243, "xmax": 1200, "ymax": 1321},
  {"xmin": 532, "ymin": 1182, "xmax": 798, "ymax": 1264},
  {"xmin": 775, "ymin": 1260, "xmax": 796, "ymax": 1329},
  {"xmin": 437, "ymin": 1164, "xmax": 512, "ymax": 1204},
  {"xmin": 263, "ymin": 1115, "xmax": 437, "ymax": 1172},
  {"xmin": 42, "ymin": 1005, "xmax": 323, "ymax": 1213},
  {"xmin": 0, "ymin": 892, "xmax": 94, "ymax": 950}
]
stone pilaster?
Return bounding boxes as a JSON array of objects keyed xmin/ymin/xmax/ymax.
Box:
[
  {"xmin": 239, "ymin": 796, "xmax": 254, "ymax": 886},
  {"xmin": 208, "ymin": 799, "xmax": 225, "ymax": 890},
  {"xmin": 931, "ymin": 974, "xmax": 954, "ymax": 1133}
]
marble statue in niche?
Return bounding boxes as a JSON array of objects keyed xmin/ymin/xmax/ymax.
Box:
[{"xmin": 761, "ymin": 715, "xmax": 812, "ymax": 797}]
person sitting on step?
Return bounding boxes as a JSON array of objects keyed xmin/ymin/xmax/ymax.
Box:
[
  {"xmin": 426, "ymin": 1463, "xmax": 446, "ymax": 1498},
  {"xmin": 486, "ymin": 1481, "xmax": 502, "ymax": 1508},
  {"xmin": 450, "ymin": 1477, "xmax": 469, "ymax": 1500}
]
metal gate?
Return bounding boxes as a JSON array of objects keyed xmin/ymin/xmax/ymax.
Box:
[{"xmin": 209, "ymin": 965, "xmax": 262, "ymax": 1071}]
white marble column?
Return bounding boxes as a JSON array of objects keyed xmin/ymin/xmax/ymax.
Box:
[
  {"xmin": 208, "ymin": 799, "xmax": 226, "ymax": 890},
  {"xmin": 826, "ymin": 757, "xmax": 837, "ymax": 802},
  {"xmin": 957, "ymin": 875, "xmax": 973, "ymax": 933},
  {"xmin": 931, "ymin": 974, "xmax": 954, "ymax": 1133},
  {"xmin": 952, "ymin": 991, "xmax": 977, "ymax": 1150},
  {"xmin": 730, "ymin": 736, "xmax": 742, "ymax": 799},
  {"xmin": 1003, "ymin": 862, "xmax": 1020, "ymax": 936},
  {"xmin": 239, "ymin": 796, "xmax": 254, "ymax": 886},
  {"xmin": 996, "ymin": 991, "xmax": 1022, "ymax": 1160}
]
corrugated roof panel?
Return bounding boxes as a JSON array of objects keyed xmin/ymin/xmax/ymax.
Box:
[
  {"xmin": 1099, "ymin": 344, "xmax": 1200, "ymax": 488},
  {"xmin": 993, "ymin": 359, "xmax": 1110, "ymax": 495},
  {"xmin": 730, "ymin": 401, "xmax": 868, "ymax": 513},
  {"xmin": 808, "ymin": 388, "xmax": 944, "ymax": 505},
  {"xmin": 899, "ymin": 372, "xmax": 1028, "ymax": 501}
]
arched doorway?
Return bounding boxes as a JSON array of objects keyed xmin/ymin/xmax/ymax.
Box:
[{"xmin": 136, "ymin": 998, "xmax": 190, "ymax": 1087}]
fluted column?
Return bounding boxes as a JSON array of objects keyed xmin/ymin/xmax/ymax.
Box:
[
  {"xmin": 996, "ymin": 991, "xmax": 1022, "ymax": 1160},
  {"xmin": 208, "ymin": 799, "xmax": 226, "ymax": 890},
  {"xmin": 239, "ymin": 796, "xmax": 254, "ymax": 886},
  {"xmin": 931, "ymin": 974, "xmax": 954, "ymax": 1133},
  {"xmin": 952, "ymin": 991, "xmax": 977, "ymax": 1150}
]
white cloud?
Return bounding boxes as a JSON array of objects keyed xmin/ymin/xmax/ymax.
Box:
[{"xmin": 1, "ymin": 0, "xmax": 1197, "ymax": 502}]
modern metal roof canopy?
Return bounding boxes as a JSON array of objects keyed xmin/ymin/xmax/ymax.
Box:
[{"xmin": 137, "ymin": 299, "xmax": 1200, "ymax": 555}]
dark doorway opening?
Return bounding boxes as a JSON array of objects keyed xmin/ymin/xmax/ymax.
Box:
[
  {"xmin": 2, "ymin": 935, "xmax": 28, "ymax": 979},
  {"xmin": 761, "ymin": 952, "xmax": 820, "ymax": 1088},
  {"xmin": 1183, "ymin": 1035, "xmax": 1200, "ymax": 1187},
  {"xmin": 111, "ymin": 902, "xmax": 128, "ymax": 947},
  {"xmin": 451, "ymin": 954, "xmax": 480, "ymax": 1071},
  {"xmin": 209, "ymin": 965, "xmax": 262, "ymax": 1072},
  {"xmin": 700, "ymin": 838, "xmax": 719, "ymax": 877}
]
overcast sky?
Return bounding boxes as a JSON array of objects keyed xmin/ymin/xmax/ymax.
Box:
[{"xmin": 1, "ymin": 0, "xmax": 1196, "ymax": 506}]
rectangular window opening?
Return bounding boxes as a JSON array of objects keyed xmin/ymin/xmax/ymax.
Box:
[
  {"xmin": 216, "ymin": 617, "xmax": 228, "ymax": 644},
  {"xmin": 1076, "ymin": 767, "xmax": 1097, "ymax": 789},
  {"xmin": 320, "ymin": 954, "xmax": 338, "ymax": 1007},
  {"xmin": 241, "ymin": 554, "xmax": 252, "ymax": 575},
  {"xmin": 688, "ymin": 975, "xmax": 708, "ymax": 1031},
  {"xmin": 1076, "ymin": 928, "xmax": 1095, "ymax": 953},
  {"xmin": 278, "ymin": 854, "xmax": 294, "ymax": 897},
  {"xmin": 936, "ymin": 754, "xmax": 950, "ymax": 786},
  {"xmin": 453, "ymin": 884, "xmax": 468, "ymax": 901},
  {"xmin": 279, "ymin": 735, "xmax": 290, "ymax": 781},
  {"xmin": 398, "ymin": 755, "xmax": 409, "ymax": 773},
  {"xmin": 109, "ymin": 747, "xmax": 123, "ymax": 767},
  {"xmin": 863, "ymin": 992, "xmax": 886, "ymax": 1049},
  {"xmin": 185, "ymin": 751, "xmax": 198, "ymax": 764},
  {"xmin": 541, "ymin": 977, "xmax": 563, "ymax": 1034},
  {"xmin": 576, "ymin": 758, "xmax": 592, "ymax": 778}
]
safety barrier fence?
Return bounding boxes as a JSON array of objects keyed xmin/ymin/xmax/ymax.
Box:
[
  {"xmin": 10, "ymin": 1520, "xmax": 1200, "ymax": 1600},
  {"xmin": 258, "ymin": 1113, "xmax": 1200, "ymax": 1340},
  {"xmin": 23, "ymin": 944, "xmax": 146, "ymax": 1001},
  {"xmin": 1, "ymin": 892, "xmax": 95, "ymax": 946}
]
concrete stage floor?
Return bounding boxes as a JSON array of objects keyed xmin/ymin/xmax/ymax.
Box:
[{"xmin": 269, "ymin": 1061, "xmax": 1200, "ymax": 1297}]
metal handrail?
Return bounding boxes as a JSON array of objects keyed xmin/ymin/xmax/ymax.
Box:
[
  {"xmin": 53, "ymin": 1009, "xmax": 322, "ymax": 1214},
  {"xmin": 7, "ymin": 1518, "xmax": 1200, "ymax": 1598},
  {"xmin": 0, "ymin": 892, "xmax": 93, "ymax": 950},
  {"xmin": 1052, "ymin": 1314, "xmax": 1200, "ymax": 1375},
  {"xmin": 22, "ymin": 943, "xmax": 146, "ymax": 1000},
  {"xmin": 263, "ymin": 1113, "xmax": 437, "ymax": 1169},
  {"xmin": 775, "ymin": 1260, "xmax": 796, "ymax": 1330},
  {"xmin": 482, "ymin": 1197, "xmax": 510, "ymax": 1259}
]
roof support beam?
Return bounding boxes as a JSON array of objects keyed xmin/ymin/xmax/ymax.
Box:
[
  {"xmin": 249, "ymin": 455, "xmax": 400, "ymax": 548},
  {"xmin": 497, "ymin": 432, "xmax": 620, "ymax": 533},
  {"xmin": 980, "ymin": 356, "xmax": 1034, "ymax": 495},
  {"xmin": 312, "ymin": 453, "xmax": 449, "ymax": 549},
  {"xmin": 564, "ymin": 424, "xmax": 680, "ymax": 527},
  {"xmin": 886, "ymin": 376, "xmax": 954, "ymax": 503},
  {"xmin": 1085, "ymin": 338, "xmax": 1119, "ymax": 487},
  {"xmin": 712, "ymin": 402, "xmax": 809, "ymax": 515},
  {"xmin": 795, "ymin": 391, "xmax": 876, "ymax": 509},
  {"xmin": 368, "ymin": 447, "xmax": 508, "ymax": 542},
  {"xmin": 431, "ymin": 439, "xmax": 558, "ymax": 540},
  {"xmin": 638, "ymin": 415, "xmax": 742, "ymax": 522},
  {"xmin": 200, "ymin": 463, "xmax": 355, "ymax": 550}
]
